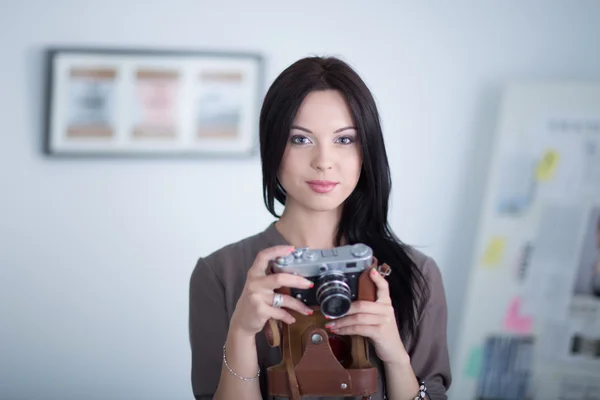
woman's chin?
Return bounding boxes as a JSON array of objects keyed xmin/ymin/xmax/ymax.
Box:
[{"xmin": 304, "ymin": 198, "xmax": 346, "ymax": 213}]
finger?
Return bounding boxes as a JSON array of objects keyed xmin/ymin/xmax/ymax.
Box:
[
  {"xmin": 369, "ymin": 267, "xmax": 392, "ymax": 304},
  {"xmin": 328, "ymin": 324, "xmax": 378, "ymax": 337},
  {"xmin": 269, "ymin": 306, "xmax": 297, "ymax": 325},
  {"xmin": 248, "ymin": 245, "xmax": 295, "ymax": 277},
  {"xmin": 260, "ymin": 272, "xmax": 314, "ymax": 291},
  {"xmin": 346, "ymin": 300, "xmax": 390, "ymax": 316},
  {"xmin": 265, "ymin": 293, "xmax": 313, "ymax": 315},
  {"xmin": 325, "ymin": 313, "xmax": 387, "ymax": 329}
]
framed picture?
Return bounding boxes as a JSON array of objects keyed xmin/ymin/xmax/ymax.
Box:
[{"xmin": 43, "ymin": 47, "xmax": 264, "ymax": 157}]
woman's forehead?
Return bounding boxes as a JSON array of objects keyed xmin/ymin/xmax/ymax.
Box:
[{"xmin": 293, "ymin": 90, "xmax": 354, "ymax": 129}]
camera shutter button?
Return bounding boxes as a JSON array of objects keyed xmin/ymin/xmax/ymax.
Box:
[
  {"xmin": 350, "ymin": 244, "xmax": 369, "ymax": 257},
  {"xmin": 292, "ymin": 248, "xmax": 304, "ymax": 258},
  {"xmin": 277, "ymin": 254, "xmax": 295, "ymax": 266}
]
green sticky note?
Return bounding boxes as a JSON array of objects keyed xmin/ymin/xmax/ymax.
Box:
[{"xmin": 465, "ymin": 347, "xmax": 482, "ymax": 378}]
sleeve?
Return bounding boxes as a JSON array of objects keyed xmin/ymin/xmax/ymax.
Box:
[
  {"xmin": 407, "ymin": 257, "xmax": 452, "ymax": 400},
  {"xmin": 189, "ymin": 257, "xmax": 229, "ymax": 400}
]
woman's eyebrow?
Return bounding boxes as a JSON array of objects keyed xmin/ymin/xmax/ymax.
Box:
[
  {"xmin": 290, "ymin": 125, "xmax": 356, "ymax": 133},
  {"xmin": 290, "ymin": 125, "xmax": 312, "ymax": 133}
]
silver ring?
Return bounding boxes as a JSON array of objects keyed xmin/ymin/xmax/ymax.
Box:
[{"xmin": 272, "ymin": 293, "xmax": 284, "ymax": 308}]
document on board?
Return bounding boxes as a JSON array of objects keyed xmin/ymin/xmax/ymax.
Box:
[
  {"xmin": 534, "ymin": 369, "xmax": 600, "ymax": 400},
  {"xmin": 529, "ymin": 115, "xmax": 600, "ymax": 200},
  {"xmin": 583, "ymin": 135, "xmax": 600, "ymax": 189},
  {"xmin": 520, "ymin": 202, "xmax": 586, "ymax": 320},
  {"xmin": 558, "ymin": 374, "xmax": 600, "ymax": 400},
  {"xmin": 525, "ymin": 205, "xmax": 600, "ymax": 380}
]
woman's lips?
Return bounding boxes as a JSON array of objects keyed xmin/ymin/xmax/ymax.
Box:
[{"xmin": 306, "ymin": 180, "xmax": 338, "ymax": 193}]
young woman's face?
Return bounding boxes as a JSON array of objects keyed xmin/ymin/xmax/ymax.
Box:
[{"xmin": 278, "ymin": 90, "xmax": 362, "ymax": 213}]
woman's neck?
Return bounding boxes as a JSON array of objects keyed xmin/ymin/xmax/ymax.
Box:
[{"xmin": 275, "ymin": 204, "xmax": 342, "ymax": 249}]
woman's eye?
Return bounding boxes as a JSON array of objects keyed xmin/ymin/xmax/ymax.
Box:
[
  {"xmin": 290, "ymin": 135, "xmax": 311, "ymax": 145},
  {"xmin": 336, "ymin": 136, "xmax": 355, "ymax": 145}
]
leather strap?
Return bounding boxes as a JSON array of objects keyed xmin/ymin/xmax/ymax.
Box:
[
  {"xmin": 350, "ymin": 334, "xmax": 370, "ymax": 368},
  {"xmin": 282, "ymin": 322, "xmax": 300, "ymax": 400},
  {"xmin": 264, "ymin": 319, "xmax": 281, "ymax": 347}
]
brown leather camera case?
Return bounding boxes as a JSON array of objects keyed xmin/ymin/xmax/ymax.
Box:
[{"xmin": 264, "ymin": 257, "xmax": 390, "ymax": 400}]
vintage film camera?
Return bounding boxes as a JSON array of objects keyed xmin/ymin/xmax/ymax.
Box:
[
  {"xmin": 271, "ymin": 244, "xmax": 375, "ymax": 318},
  {"xmin": 263, "ymin": 243, "xmax": 391, "ymax": 400}
]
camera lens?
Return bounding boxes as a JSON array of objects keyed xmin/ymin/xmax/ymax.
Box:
[{"xmin": 316, "ymin": 272, "xmax": 351, "ymax": 318}]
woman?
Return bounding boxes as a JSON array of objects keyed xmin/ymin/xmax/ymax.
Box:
[{"xmin": 189, "ymin": 56, "xmax": 452, "ymax": 400}]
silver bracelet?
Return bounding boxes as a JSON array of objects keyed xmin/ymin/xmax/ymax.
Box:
[
  {"xmin": 222, "ymin": 342, "xmax": 260, "ymax": 381},
  {"xmin": 413, "ymin": 381, "xmax": 429, "ymax": 400}
]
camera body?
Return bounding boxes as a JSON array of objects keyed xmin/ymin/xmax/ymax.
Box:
[{"xmin": 270, "ymin": 243, "xmax": 373, "ymax": 318}]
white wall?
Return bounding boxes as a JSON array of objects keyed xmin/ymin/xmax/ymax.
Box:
[{"xmin": 1, "ymin": 1, "xmax": 599, "ymax": 399}]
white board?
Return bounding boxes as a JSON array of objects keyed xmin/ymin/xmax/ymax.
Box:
[{"xmin": 450, "ymin": 83, "xmax": 600, "ymax": 400}]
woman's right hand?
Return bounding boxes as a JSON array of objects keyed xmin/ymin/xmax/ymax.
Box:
[{"xmin": 229, "ymin": 245, "xmax": 315, "ymax": 338}]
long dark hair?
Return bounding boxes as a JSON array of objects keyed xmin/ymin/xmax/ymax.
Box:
[{"xmin": 259, "ymin": 56, "xmax": 429, "ymax": 340}]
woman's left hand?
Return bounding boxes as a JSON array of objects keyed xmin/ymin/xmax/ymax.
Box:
[{"xmin": 324, "ymin": 267, "xmax": 409, "ymax": 365}]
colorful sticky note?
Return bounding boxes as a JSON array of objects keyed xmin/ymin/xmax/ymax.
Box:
[
  {"xmin": 535, "ymin": 149, "xmax": 560, "ymax": 182},
  {"xmin": 481, "ymin": 237, "xmax": 505, "ymax": 267},
  {"xmin": 464, "ymin": 346, "xmax": 483, "ymax": 378},
  {"xmin": 503, "ymin": 297, "xmax": 533, "ymax": 334}
]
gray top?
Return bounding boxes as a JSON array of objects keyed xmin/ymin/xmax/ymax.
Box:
[{"xmin": 189, "ymin": 223, "xmax": 452, "ymax": 399}]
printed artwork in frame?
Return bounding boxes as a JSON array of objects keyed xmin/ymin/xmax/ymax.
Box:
[{"xmin": 44, "ymin": 48, "xmax": 263, "ymax": 157}]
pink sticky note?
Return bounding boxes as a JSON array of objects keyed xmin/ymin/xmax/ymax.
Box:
[{"xmin": 503, "ymin": 297, "xmax": 533, "ymax": 334}]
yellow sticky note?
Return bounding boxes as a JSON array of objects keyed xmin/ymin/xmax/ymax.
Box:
[
  {"xmin": 481, "ymin": 237, "xmax": 505, "ymax": 267},
  {"xmin": 536, "ymin": 150, "xmax": 560, "ymax": 182}
]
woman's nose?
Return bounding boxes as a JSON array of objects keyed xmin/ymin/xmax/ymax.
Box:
[{"xmin": 311, "ymin": 145, "xmax": 334, "ymax": 171}]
